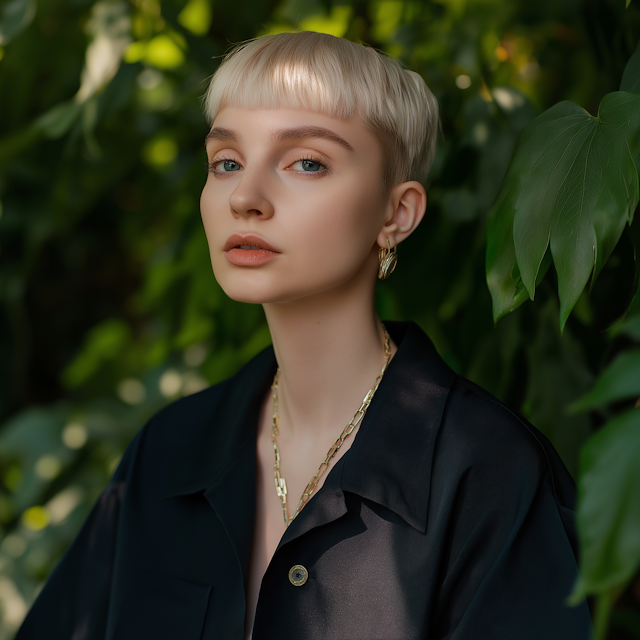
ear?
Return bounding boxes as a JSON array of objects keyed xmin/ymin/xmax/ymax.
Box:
[{"xmin": 376, "ymin": 181, "xmax": 427, "ymax": 249}]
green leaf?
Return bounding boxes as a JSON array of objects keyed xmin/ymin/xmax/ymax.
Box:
[
  {"xmin": 33, "ymin": 101, "xmax": 83, "ymax": 139},
  {"xmin": 570, "ymin": 409, "xmax": 640, "ymax": 604},
  {"xmin": 620, "ymin": 43, "xmax": 640, "ymax": 93},
  {"xmin": 569, "ymin": 349, "xmax": 640, "ymax": 411},
  {"xmin": 592, "ymin": 588, "xmax": 622, "ymax": 640},
  {"xmin": 486, "ymin": 93, "xmax": 640, "ymax": 329},
  {"xmin": 485, "ymin": 180, "xmax": 535, "ymax": 322},
  {"xmin": 0, "ymin": 0, "xmax": 36, "ymax": 46}
]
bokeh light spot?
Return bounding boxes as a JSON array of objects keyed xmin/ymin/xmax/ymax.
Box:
[
  {"xmin": 182, "ymin": 372, "xmax": 209, "ymax": 396},
  {"xmin": 46, "ymin": 487, "xmax": 84, "ymax": 524},
  {"xmin": 1, "ymin": 534, "xmax": 26, "ymax": 558},
  {"xmin": 495, "ymin": 45, "xmax": 509, "ymax": 62},
  {"xmin": 493, "ymin": 87, "xmax": 525, "ymax": 111},
  {"xmin": 178, "ymin": 0, "xmax": 212, "ymax": 36},
  {"xmin": 184, "ymin": 343, "xmax": 208, "ymax": 367},
  {"xmin": 35, "ymin": 455, "xmax": 62, "ymax": 480},
  {"xmin": 143, "ymin": 137, "xmax": 178, "ymax": 168},
  {"xmin": 145, "ymin": 34, "xmax": 185, "ymax": 69},
  {"xmin": 0, "ymin": 576, "xmax": 27, "ymax": 627},
  {"xmin": 455, "ymin": 74, "xmax": 471, "ymax": 89},
  {"xmin": 62, "ymin": 422, "xmax": 88, "ymax": 449},
  {"xmin": 124, "ymin": 40, "xmax": 146, "ymax": 63},
  {"xmin": 22, "ymin": 506, "xmax": 50, "ymax": 531},
  {"xmin": 299, "ymin": 6, "xmax": 352, "ymax": 38},
  {"xmin": 159, "ymin": 369, "xmax": 182, "ymax": 397},
  {"xmin": 137, "ymin": 67, "xmax": 163, "ymax": 90},
  {"xmin": 472, "ymin": 122, "xmax": 489, "ymax": 145},
  {"xmin": 117, "ymin": 378, "xmax": 146, "ymax": 405}
]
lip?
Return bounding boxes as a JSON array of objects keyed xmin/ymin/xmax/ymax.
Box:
[
  {"xmin": 224, "ymin": 233, "xmax": 280, "ymax": 267},
  {"xmin": 224, "ymin": 233, "xmax": 280, "ymax": 253}
]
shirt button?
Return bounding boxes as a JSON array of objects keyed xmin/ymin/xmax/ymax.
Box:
[{"xmin": 288, "ymin": 564, "xmax": 309, "ymax": 586}]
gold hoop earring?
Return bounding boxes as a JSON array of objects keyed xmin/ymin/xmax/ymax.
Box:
[{"xmin": 378, "ymin": 238, "xmax": 397, "ymax": 280}]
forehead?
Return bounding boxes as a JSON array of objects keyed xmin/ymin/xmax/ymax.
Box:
[{"xmin": 207, "ymin": 107, "xmax": 378, "ymax": 156}]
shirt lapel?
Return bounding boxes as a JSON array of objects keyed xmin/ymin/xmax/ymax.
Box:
[
  {"xmin": 340, "ymin": 321, "xmax": 456, "ymax": 534},
  {"xmin": 278, "ymin": 321, "xmax": 456, "ymax": 548}
]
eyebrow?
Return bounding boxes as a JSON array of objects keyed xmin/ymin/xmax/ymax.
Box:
[
  {"xmin": 274, "ymin": 126, "xmax": 354, "ymax": 152},
  {"xmin": 205, "ymin": 127, "xmax": 239, "ymax": 144},
  {"xmin": 204, "ymin": 125, "xmax": 354, "ymax": 153}
]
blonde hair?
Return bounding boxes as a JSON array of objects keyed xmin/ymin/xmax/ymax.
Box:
[{"xmin": 203, "ymin": 31, "xmax": 438, "ymax": 192}]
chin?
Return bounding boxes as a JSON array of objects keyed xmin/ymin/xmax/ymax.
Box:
[
  {"xmin": 214, "ymin": 271, "xmax": 283, "ymax": 305},
  {"xmin": 221, "ymin": 287, "xmax": 275, "ymax": 305}
]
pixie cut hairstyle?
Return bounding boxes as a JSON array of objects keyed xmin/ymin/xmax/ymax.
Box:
[{"xmin": 203, "ymin": 31, "xmax": 438, "ymax": 192}]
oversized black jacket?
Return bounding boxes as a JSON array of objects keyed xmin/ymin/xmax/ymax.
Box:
[{"xmin": 16, "ymin": 321, "xmax": 592, "ymax": 639}]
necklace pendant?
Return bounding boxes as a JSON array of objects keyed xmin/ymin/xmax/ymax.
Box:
[{"xmin": 275, "ymin": 476, "xmax": 287, "ymax": 499}]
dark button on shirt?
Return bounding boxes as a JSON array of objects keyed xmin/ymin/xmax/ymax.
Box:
[{"xmin": 288, "ymin": 565, "xmax": 308, "ymax": 586}]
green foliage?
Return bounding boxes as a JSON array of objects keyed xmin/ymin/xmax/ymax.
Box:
[
  {"xmin": 1, "ymin": 0, "xmax": 640, "ymax": 637},
  {"xmin": 487, "ymin": 47, "xmax": 640, "ymax": 330},
  {"xmin": 569, "ymin": 349, "xmax": 640, "ymax": 411},
  {"xmin": 571, "ymin": 408, "xmax": 640, "ymax": 639},
  {"xmin": 0, "ymin": 0, "xmax": 36, "ymax": 46},
  {"xmin": 485, "ymin": 26, "xmax": 640, "ymax": 639}
]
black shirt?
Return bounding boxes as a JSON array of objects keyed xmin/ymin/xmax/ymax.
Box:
[{"xmin": 16, "ymin": 321, "xmax": 592, "ymax": 639}]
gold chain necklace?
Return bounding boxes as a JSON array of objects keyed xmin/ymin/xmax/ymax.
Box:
[{"xmin": 271, "ymin": 326, "xmax": 391, "ymax": 527}]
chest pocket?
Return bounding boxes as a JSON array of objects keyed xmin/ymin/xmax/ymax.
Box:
[{"xmin": 112, "ymin": 571, "xmax": 212, "ymax": 640}]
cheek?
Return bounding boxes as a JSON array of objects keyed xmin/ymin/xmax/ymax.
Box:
[
  {"xmin": 290, "ymin": 181, "xmax": 382, "ymax": 272},
  {"xmin": 200, "ymin": 180, "xmax": 225, "ymax": 243}
]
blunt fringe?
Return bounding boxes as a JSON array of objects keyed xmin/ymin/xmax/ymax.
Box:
[{"xmin": 203, "ymin": 31, "xmax": 438, "ymax": 191}]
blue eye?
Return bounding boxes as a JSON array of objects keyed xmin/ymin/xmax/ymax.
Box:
[
  {"xmin": 220, "ymin": 159, "xmax": 241, "ymax": 172},
  {"xmin": 301, "ymin": 159, "xmax": 322, "ymax": 172},
  {"xmin": 210, "ymin": 158, "xmax": 241, "ymax": 173}
]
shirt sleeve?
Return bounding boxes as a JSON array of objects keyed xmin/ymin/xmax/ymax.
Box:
[
  {"xmin": 430, "ymin": 392, "xmax": 592, "ymax": 639},
  {"xmin": 15, "ymin": 431, "xmax": 141, "ymax": 640}
]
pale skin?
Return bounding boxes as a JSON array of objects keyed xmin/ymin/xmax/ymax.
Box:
[{"xmin": 200, "ymin": 106, "xmax": 427, "ymax": 636}]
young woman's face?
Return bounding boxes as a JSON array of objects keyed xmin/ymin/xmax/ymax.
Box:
[{"xmin": 200, "ymin": 107, "xmax": 388, "ymax": 304}]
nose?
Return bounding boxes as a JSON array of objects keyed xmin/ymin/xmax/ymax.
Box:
[{"xmin": 229, "ymin": 172, "xmax": 275, "ymax": 220}]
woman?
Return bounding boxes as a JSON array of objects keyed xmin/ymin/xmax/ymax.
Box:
[{"xmin": 17, "ymin": 31, "xmax": 592, "ymax": 639}]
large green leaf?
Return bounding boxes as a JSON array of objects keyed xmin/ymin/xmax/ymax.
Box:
[
  {"xmin": 487, "ymin": 92, "xmax": 640, "ymax": 329},
  {"xmin": 487, "ymin": 47, "xmax": 640, "ymax": 329},
  {"xmin": 569, "ymin": 348, "xmax": 640, "ymax": 412},
  {"xmin": 570, "ymin": 409, "xmax": 640, "ymax": 603}
]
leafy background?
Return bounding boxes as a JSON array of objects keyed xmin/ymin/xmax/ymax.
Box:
[{"xmin": 0, "ymin": 0, "xmax": 639, "ymax": 638}]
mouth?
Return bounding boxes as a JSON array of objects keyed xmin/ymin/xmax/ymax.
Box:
[
  {"xmin": 223, "ymin": 233, "xmax": 280, "ymax": 267},
  {"xmin": 224, "ymin": 234, "xmax": 280, "ymax": 253}
]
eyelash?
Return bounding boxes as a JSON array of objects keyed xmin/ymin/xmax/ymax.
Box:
[
  {"xmin": 205, "ymin": 155, "xmax": 329, "ymax": 175},
  {"xmin": 294, "ymin": 155, "xmax": 329, "ymax": 174},
  {"xmin": 206, "ymin": 154, "xmax": 239, "ymax": 174}
]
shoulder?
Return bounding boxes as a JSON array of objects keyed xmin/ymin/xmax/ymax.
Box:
[
  {"xmin": 113, "ymin": 345, "xmax": 275, "ymax": 487},
  {"xmin": 435, "ymin": 373, "xmax": 576, "ymax": 509},
  {"xmin": 149, "ymin": 344, "xmax": 273, "ymax": 434}
]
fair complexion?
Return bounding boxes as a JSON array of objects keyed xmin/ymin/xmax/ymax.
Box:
[{"xmin": 200, "ymin": 106, "xmax": 426, "ymax": 635}]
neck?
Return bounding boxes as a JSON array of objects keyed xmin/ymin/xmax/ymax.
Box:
[{"xmin": 263, "ymin": 269, "xmax": 393, "ymax": 442}]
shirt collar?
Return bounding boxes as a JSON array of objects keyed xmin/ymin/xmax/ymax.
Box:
[
  {"xmin": 340, "ymin": 321, "xmax": 455, "ymax": 533},
  {"xmin": 162, "ymin": 321, "xmax": 455, "ymax": 534}
]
